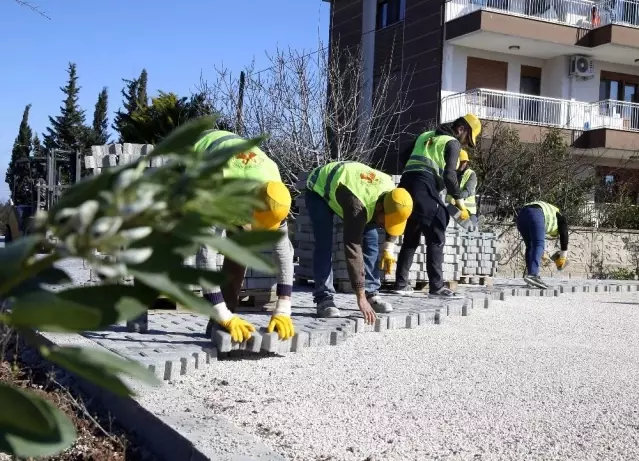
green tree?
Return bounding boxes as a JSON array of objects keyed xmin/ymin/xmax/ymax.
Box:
[
  {"xmin": 5, "ymin": 104, "xmax": 34, "ymax": 205},
  {"xmin": 113, "ymin": 69, "xmax": 148, "ymax": 143},
  {"xmin": 43, "ymin": 63, "xmax": 88, "ymax": 183},
  {"xmin": 90, "ymin": 87, "xmax": 109, "ymax": 145},
  {"xmin": 137, "ymin": 68, "xmax": 148, "ymax": 109}
]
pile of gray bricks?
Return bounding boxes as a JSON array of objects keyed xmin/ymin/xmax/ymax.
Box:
[
  {"xmin": 293, "ymin": 171, "xmax": 498, "ymax": 291},
  {"xmin": 84, "ymin": 144, "xmax": 277, "ymax": 295}
]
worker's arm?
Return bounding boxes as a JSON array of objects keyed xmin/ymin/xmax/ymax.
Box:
[
  {"xmin": 460, "ymin": 171, "xmax": 477, "ymax": 199},
  {"xmin": 443, "ymin": 139, "xmax": 462, "ymax": 199},
  {"xmin": 335, "ymin": 184, "xmax": 367, "ymax": 293},
  {"xmin": 557, "ymin": 212, "xmax": 568, "ymax": 251}
]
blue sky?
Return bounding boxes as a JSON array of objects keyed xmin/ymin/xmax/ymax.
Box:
[{"xmin": 0, "ymin": 0, "xmax": 330, "ymax": 200}]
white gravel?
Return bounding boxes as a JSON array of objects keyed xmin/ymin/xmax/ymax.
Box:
[{"xmin": 139, "ymin": 292, "xmax": 639, "ymax": 461}]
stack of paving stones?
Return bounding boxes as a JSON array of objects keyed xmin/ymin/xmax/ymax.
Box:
[
  {"xmin": 73, "ymin": 279, "xmax": 639, "ymax": 380},
  {"xmin": 84, "ymin": 144, "xmax": 277, "ymax": 297},
  {"xmin": 293, "ymin": 172, "xmax": 498, "ymax": 291}
]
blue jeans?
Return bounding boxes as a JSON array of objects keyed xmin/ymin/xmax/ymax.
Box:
[
  {"xmin": 305, "ymin": 189, "xmax": 381, "ymax": 303},
  {"xmin": 517, "ymin": 206, "xmax": 546, "ymax": 276}
]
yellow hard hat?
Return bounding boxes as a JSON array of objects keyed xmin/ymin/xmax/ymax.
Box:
[
  {"xmin": 252, "ymin": 181, "xmax": 292, "ymax": 230},
  {"xmin": 383, "ymin": 188, "xmax": 413, "ymax": 237},
  {"xmin": 462, "ymin": 113, "xmax": 481, "ymax": 147},
  {"xmin": 459, "ymin": 149, "xmax": 469, "ymax": 163}
]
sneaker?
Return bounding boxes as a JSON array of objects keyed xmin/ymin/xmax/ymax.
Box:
[
  {"xmin": 428, "ymin": 287, "xmax": 461, "ymax": 299},
  {"xmin": 316, "ymin": 298, "xmax": 341, "ymax": 318},
  {"xmin": 391, "ymin": 286, "xmax": 415, "ymax": 296},
  {"xmin": 523, "ymin": 274, "xmax": 549, "ymax": 289},
  {"xmin": 367, "ymin": 295, "xmax": 393, "ymax": 313}
]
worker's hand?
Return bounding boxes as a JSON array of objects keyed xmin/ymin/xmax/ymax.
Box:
[
  {"xmin": 379, "ymin": 242, "xmax": 396, "ymax": 275},
  {"xmin": 552, "ymin": 251, "xmax": 567, "ymax": 270},
  {"xmin": 541, "ymin": 251, "xmax": 551, "ymax": 266},
  {"xmin": 218, "ymin": 315, "xmax": 256, "ymax": 342},
  {"xmin": 356, "ymin": 293, "xmax": 377, "ymax": 325},
  {"xmin": 454, "ymin": 198, "xmax": 470, "ymax": 221},
  {"xmin": 266, "ymin": 299, "xmax": 295, "ymax": 340},
  {"xmin": 210, "ymin": 302, "xmax": 256, "ymax": 342}
]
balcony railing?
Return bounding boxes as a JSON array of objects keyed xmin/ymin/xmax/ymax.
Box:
[
  {"xmin": 445, "ymin": 0, "xmax": 639, "ymax": 29},
  {"xmin": 441, "ymin": 88, "xmax": 639, "ymax": 132}
]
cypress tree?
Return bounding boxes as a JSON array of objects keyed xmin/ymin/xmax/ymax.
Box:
[
  {"xmin": 5, "ymin": 104, "xmax": 34, "ymax": 204},
  {"xmin": 91, "ymin": 87, "xmax": 109, "ymax": 145},
  {"xmin": 137, "ymin": 69, "xmax": 148, "ymax": 109}
]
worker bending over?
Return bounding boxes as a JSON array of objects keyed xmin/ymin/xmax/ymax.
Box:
[
  {"xmin": 393, "ymin": 114, "xmax": 482, "ymax": 297},
  {"xmin": 192, "ymin": 130, "xmax": 295, "ymax": 343},
  {"xmin": 517, "ymin": 201, "xmax": 568, "ymax": 289},
  {"xmin": 306, "ymin": 161, "xmax": 413, "ymax": 323},
  {"xmin": 446, "ymin": 149, "xmax": 478, "ymax": 227}
]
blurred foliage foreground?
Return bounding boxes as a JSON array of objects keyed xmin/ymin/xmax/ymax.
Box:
[{"xmin": 0, "ymin": 117, "xmax": 283, "ymax": 458}]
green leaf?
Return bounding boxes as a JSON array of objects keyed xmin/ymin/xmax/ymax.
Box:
[
  {"xmin": 229, "ymin": 230, "xmax": 284, "ymax": 251},
  {"xmin": 129, "ymin": 269, "xmax": 218, "ymax": 317},
  {"xmin": 9, "ymin": 285, "xmax": 153, "ymax": 332},
  {"xmin": 190, "ymin": 234, "xmax": 276, "ymax": 274},
  {"xmin": 0, "ymin": 236, "xmax": 44, "ymax": 282},
  {"xmin": 149, "ymin": 116, "xmax": 218, "ymax": 158},
  {"xmin": 0, "ymin": 383, "xmax": 76, "ymax": 458},
  {"xmin": 7, "ymin": 267, "xmax": 72, "ymax": 297},
  {"xmin": 45, "ymin": 347, "xmax": 160, "ymax": 397}
]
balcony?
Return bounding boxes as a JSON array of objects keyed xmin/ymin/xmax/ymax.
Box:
[
  {"xmin": 441, "ymin": 88, "xmax": 639, "ymax": 150},
  {"xmin": 445, "ymin": 0, "xmax": 639, "ymax": 59},
  {"xmin": 445, "ymin": 0, "xmax": 639, "ymax": 29}
]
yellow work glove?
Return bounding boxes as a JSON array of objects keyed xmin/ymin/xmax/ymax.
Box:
[
  {"xmin": 210, "ymin": 302, "xmax": 256, "ymax": 342},
  {"xmin": 454, "ymin": 198, "xmax": 470, "ymax": 221},
  {"xmin": 552, "ymin": 251, "xmax": 567, "ymax": 271},
  {"xmin": 379, "ymin": 242, "xmax": 396, "ymax": 275},
  {"xmin": 267, "ymin": 299, "xmax": 295, "ymax": 340}
]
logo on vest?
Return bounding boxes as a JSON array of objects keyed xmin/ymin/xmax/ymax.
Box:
[
  {"xmin": 359, "ymin": 171, "xmax": 380, "ymax": 185},
  {"xmin": 232, "ymin": 152, "xmax": 262, "ymax": 168}
]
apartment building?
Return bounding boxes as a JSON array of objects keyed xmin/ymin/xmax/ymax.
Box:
[{"xmin": 325, "ymin": 0, "xmax": 639, "ymax": 195}]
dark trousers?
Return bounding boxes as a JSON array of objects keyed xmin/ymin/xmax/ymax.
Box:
[{"xmin": 516, "ymin": 206, "xmax": 546, "ymax": 276}]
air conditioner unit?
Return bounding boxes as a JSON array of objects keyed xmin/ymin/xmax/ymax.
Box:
[{"xmin": 569, "ymin": 55, "xmax": 595, "ymax": 78}]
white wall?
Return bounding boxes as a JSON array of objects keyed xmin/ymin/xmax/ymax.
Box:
[{"xmin": 445, "ymin": 45, "xmax": 639, "ymax": 103}]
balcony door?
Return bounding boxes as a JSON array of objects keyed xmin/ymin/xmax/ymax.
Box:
[
  {"xmin": 600, "ymin": 70, "xmax": 639, "ymax": 130},
  {"xmin": 519, "ymin": 65, "xmax": 542, "ymax": 124}
]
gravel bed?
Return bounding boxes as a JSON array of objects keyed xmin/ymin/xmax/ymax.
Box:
[{"xmin": 138, "ymin": 291, "xmax": 639, "ymax": 461}]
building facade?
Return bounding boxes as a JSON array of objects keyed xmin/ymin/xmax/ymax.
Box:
[{"xmin": 326, "ymin": 0, "xmax": 639, "ymax": 197}]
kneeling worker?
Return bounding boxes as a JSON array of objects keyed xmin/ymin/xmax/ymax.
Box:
[
  {"xmin": 516, "ymin": 201, "xmax": 568, "ymax": 289},
  {"xmin": 446, "ymin": 149, "xmax": 478, "ymax": 227},
  {"xmin": 305, "ymin": 161, "xmax": 413, "ymax": 323},
  {"xmin": 194, "ymin": 130, "xmax": 295, "ymax": 343}
]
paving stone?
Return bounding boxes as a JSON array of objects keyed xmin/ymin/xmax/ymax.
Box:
[
  {"xmin": 406, "ymin": 313, "xmax": 419, "ymax": 329},
  {"xmin": 387, "ymin": 314, "xmax": 407, "ymax": 330},
  {"xmin": 374, "ymin": 317, "xmax": 388, "ymax": 332},
  {"xmin": 291, "ymin": 330, "xmax": 310, "ymax": 352},
  {"xmin": 307, "ymin": 329, "xmax": 332, "ymax": 347},
  {"xmin": 484, "ymin": 296, "xmax": 491, "ymax": 309}
]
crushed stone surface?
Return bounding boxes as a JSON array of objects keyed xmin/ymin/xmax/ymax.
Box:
[{"xmin": 139, "ymin": 292, "xmax": 639, "ymax": 461}]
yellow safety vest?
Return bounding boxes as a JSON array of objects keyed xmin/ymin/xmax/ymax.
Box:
[
  {"xmin": 446, "ymin": 168, "xmax": 477, "ymax": 214},
  {"xmin": 403, "ymin": 131, "xmax": 455, "ymax": 178},
  {"xmin": 194, "ymin": 130, "xmax": 281, "ymax": 182},
  {"xmin": 525, "ymin": 201, "xmax": 560, "ymax": 237},
  {"xmin": 307, "ymin": 161, "xmax": 395, "ymax": 221}
]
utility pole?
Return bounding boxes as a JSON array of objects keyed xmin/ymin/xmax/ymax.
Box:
[{"xmin": 236, "ymin": 70, "xmax": 246, "ymax": 135}]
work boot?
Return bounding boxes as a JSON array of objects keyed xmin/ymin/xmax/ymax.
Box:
[
  {"xmin": 316, "ymin": 298, "xmax": 340, "ymax": 318},
  {"xmin": 524, "ymin": 274, "xmax": 549, "ymax": 289},
  {"xmin": 391, "ymin": 286, "xmax": 414, "ymax": 296},
  {"xmin": 367, "ymin": 294, "xmax": 393, "ymax": 313},
  {"xmin": 428, "ymin": 286, "xmax": 461, "ymax": 299}
]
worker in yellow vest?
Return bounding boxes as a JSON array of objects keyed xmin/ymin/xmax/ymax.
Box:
[
  {"xmin": 306, "ymin": 161, "xmax": 413, "ymax": 323},
  {"xmin": 393, "ymin": 114, "xmax": 482, "ymax": 297},
  {"xmin": 445, "ymin": 149, "xmax": 478, "ymax": 227},
  {"xmin": 516, "ymin": 201, "xmax": 569, "ymax": 289},
  {"xmin": 192, "ymin": 130, "xmax": 295, "ymax": 343}
]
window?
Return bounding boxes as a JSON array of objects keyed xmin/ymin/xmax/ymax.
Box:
[{"xmin": 376, "ymin": 0, "xmax": 405, "ymax": 29}]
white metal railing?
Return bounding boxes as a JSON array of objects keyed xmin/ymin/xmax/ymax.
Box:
[
  {"xmin": 441, "ymin": 88, "xmax": 639, "ymax": 132},
  {"xmin": 445, "ymin": 0, "xmax": 639, "ymax": 28},
  {"xmin": 593, "ymin": 0, "xmax": 639, "ymax": 27},
  {"xmin": 445, "ymin": 0, "xmax": 597, "ymax": 27}
]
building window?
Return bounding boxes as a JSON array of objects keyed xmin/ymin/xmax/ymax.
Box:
[{"xmin": 376, "ymin": 0, "xmax": 405, "ymax": 29}]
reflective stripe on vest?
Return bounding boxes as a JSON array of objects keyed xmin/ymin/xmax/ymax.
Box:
[
  {"xmin": 525, "ymin": 201, "xmax": 560, "ymax": 237},
  {"xmin": 445, "ymin": 168, "xmax": 477, "ymax": 214},
  {"xmin": 307, "ymin": 161, "xmax": 394, "ymax": 221},
  {"xmin": 403, "ymin": 131, "xmax": 456, "ymax": 177}
]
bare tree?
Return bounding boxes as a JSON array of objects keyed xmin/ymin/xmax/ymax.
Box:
[{"xmin": 197, "ymin": 40, "xmax": 413, "ymax": 189}]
